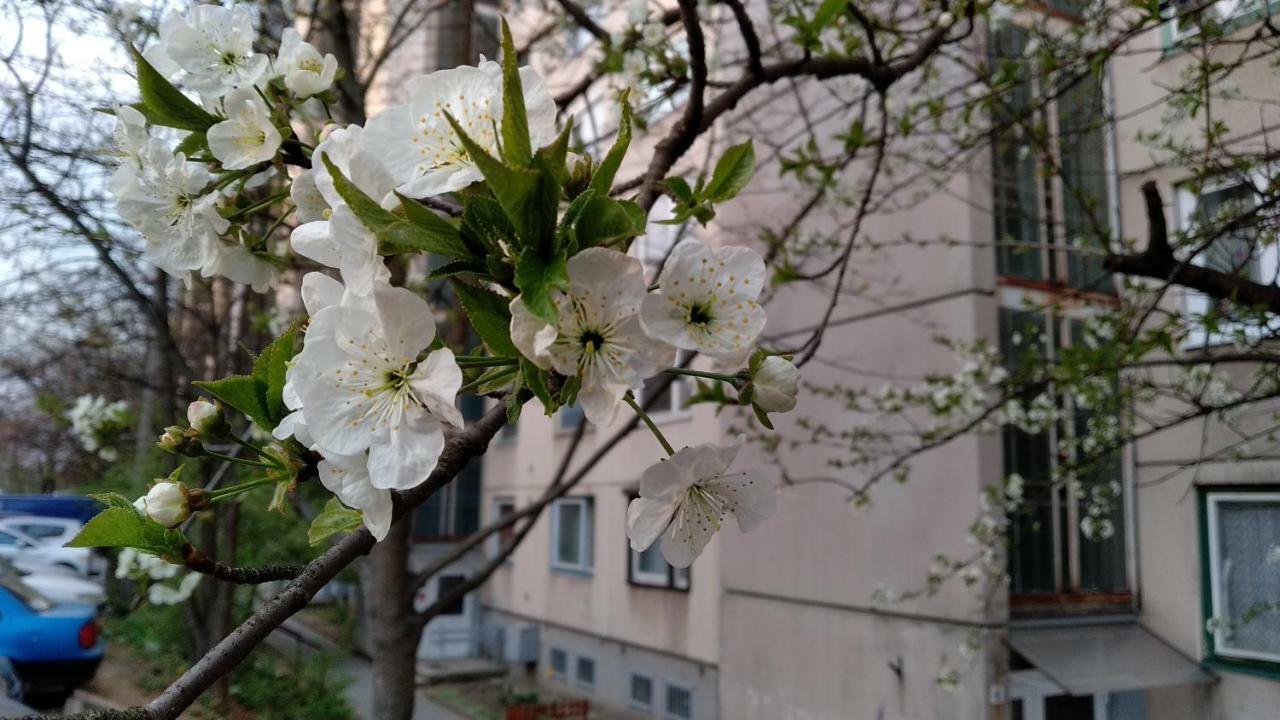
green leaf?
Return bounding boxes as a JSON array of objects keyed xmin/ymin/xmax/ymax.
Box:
[
  {"xmin": 320, "ymin": 155, "xmax": 469, "ymax": 257},
  {"xmin": 427, "ymin": 259, "xmax": 487, "ymax": 280},
  {"xmin": 665, "ymin": 176, "xmax": 695, "ymax": 203},
  {"xmin": 308, "ymin": 498, "xmax": 363, "ymax": 545},
  {"xmin": 522, "ymin": 359, "xmax": 554, "ymax": 411},
  {"xmin": 475, "ymin": 365, "xmax": 520, "ymax": 394},
  {"xmin": 252, "ymin": 324, "xmax": 300, "ymax": 426},
  {"xmin": 89, "ymin": 492, "xmax": 138, "ymax": 511},
  {"xmin": 703, "ymin": 140, "xmax": 756, "ymax": 202},
  {"xmin": 809, "ymin": 0, "xmax": 850, "ymax": 33},
  {"xmin": 67, "ymin": 507, "xmax": 186, "ymax": 558},
  {"xmin": 461, "ymin": 198, "xmax": 518, "ymax": 254},
  {"xmin": 574, "ymin": 196, "xmax": 647, "ymax": 249},
  {"xmin": 396, "ymin": 193, "xmax": 472, "ymax": 258},
  {"xmin": 514, "ymin": 249, "xmax": 569, "ymax": 325},
  {"xmin": 499, "ymin": 19, "xmax": 533, "ymax": 167},
  {"xmin": 452, "ymin": 281, "xmax": 519, "ymax": 357},
  {"xmin": 195, "ymin": 375, "xmax": 272, "ymax": 431},
  {"xmin": 444, "ymin": 113, "xmax": 557, "ymax": 254},
  {"xmin": 505, "ymin": 391, "xmax": 524, "ymax": 425},
  {"xmin": 534, "ymin": 120, "xmax": 575, "ymax": 188},
  {"xmin": 588, "ymin": 92, "xmax": 633, "ymax": 196},
  {"xmin": 174, "ymin": 131, "xmax": 208, "ymax": 158},
  {"xmin": 129, "ymin": 45, "xmax": 219, "ymax": 132}
]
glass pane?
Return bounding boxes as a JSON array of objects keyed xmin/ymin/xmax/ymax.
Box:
[
  {"xmin": 436, "ymin": 574, "xmax": 467, "ymax": 616},
  {"xmin": 1058, "ymin": 70, "xmax": 1113, "ymax": 293},
  {"xmin": 631, "ymin": 675, "xmax": 653, "ymax": 706},
  {"xmin": 1001, "ymin": 309, "xmax": 1057, "ymax": 594},
  {"xmin": 576, "ymin": 656, "xmax": 595, "ymax": 685},
  {"xmin": 1213, "ymin": 497, "xmax": 1280, "ymax": 657},
  {"xmin": 550, "ymin": 648, "xmax": 567, "ymax": 674},
  {"xmin": 415, "ymin": 489, "xmax": 445, "ymax": 539},
  {"xmin": 674, "ymin": 565, "xmax": 690, "ymax": 590},
  {"xmin": 1011, "ymin": 700, "xmax": 1024, "ymax": 720},
  {"xmin": 453, "ymin": 462, "xmax": 481, "ymax": 536},
  {"xmin": 637, "ymin": 544, "xmax": 667, "ymax": 575},
  {"xmin": 1046, "ymin": 694, "xmax": 1094, "ymax": 720},
  {"xmin": 556, "ymin": 502, "xmax": 582, "ymax": 565},
  {"xmin": 666, "ymin": 686, "xmax": 693, "ymax": 719},
  {"xmin": 990, "ymin": 25, "xmax": 1043, "ymax": 282}
]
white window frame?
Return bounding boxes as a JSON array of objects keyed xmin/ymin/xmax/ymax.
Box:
[
  {"xmin": 1204, "ymin": 491, "xmax": 1280, "ymax": 664},
  {"xmin": 629, "ymin": 542, "xmax": 691, "ymax": 590},
  {"xmin": 629, "ymin": 672, "xmax": 656, "ymax": 711},
  {"xmin": 1176, "ymin": 169, "xmax": 1280, "ymax": 348},
  {"xmin": 1164, "ymin": 0, "xmax": 1275, "ymax": 43},
  {"xmin": 574, "ymin": 654, "xmax": 596, "ymax": 690},
  {"xmin": 550, "ymin": 497, "xmax": 594, "ymax": 573}
]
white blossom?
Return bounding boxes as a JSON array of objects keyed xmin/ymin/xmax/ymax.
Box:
[
  {"xmin": 318, "ymin": 451, "xmax": 393, "ymax": 540},
  {"xmin": 290, "ymin": 203, "xmax": 385, "ymax": 293},
  {"xmin": 291, "ymin": 280, "xmax": 463, "ymax": 490},
  {"xmin": 148, "ymin": 572, "xmax": 202, "ymax": 605},
  {"xmin": 115, "ymin": 152, "xmax": 229, "ymax": 278},
  {"xmin": 640, "ymin": 239, "xmax": 767, "ymax": 362},
  {"xmin": 152, "ymin": 4, "xmax": 269, "ymax": 98},
  {"xmin": 626, "ymin": 441, "xmax": 776, "ymax": 567},
  {"xmin": 363, "ymin": 59, "xmax": 557, "ymax": 198},
  {"xmin": 290, "ymin": 170, "xmax": 328, "ymax": 223},
  {"xmin": 141, "ymin": 481, "xmax": 191, "ymax": 528},
  {"xmin": 207, "ymin": 88, "xmax": 282, "ymax": 170},
  {"xmin": 274, "ymin": 28, "xmax": 338, "ymax": 98},
  {"xmin": 751, "ymin": 356, "xmax": 799, "ymax": 413},
  {"xmin": 205, "ymin": 241, "xmax": 277, "ymax": 292},
  {"xmin": 310, "ymin": 124, "xmax": 399, "ymax": 210},
  {"xmin": 187, "ymin": 399, "xmax": 223, "ymax": 435},
  {"xmin": 509, "ymin": 248, "xmax": 675, "ymax": 425}
]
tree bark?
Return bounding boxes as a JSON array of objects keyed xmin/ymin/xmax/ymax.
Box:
[{"xmin": 367, "ymin": 518, "xmax": 418, "ymax": 720}]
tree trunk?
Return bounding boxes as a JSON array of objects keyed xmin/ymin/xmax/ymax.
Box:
[{"xmin": 367, "ymin": 518, "xmax": 418, "ymax": 720}]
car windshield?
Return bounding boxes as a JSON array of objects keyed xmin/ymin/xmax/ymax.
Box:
[{"xmin": 0, "ymin": 574, "xmax": 53, "ymax": 613}]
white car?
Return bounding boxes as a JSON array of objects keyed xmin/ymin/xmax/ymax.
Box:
[
  {"xmin": 0, "ymin": 559, "xmax": 104, "ymax": 606},
  {"xmin": 0, "ymin": 527, "xmax": 93, "ymax": 576},
  {"xmin": 0, "ymin": 517, "xmax": 83, "ymax": 548}
]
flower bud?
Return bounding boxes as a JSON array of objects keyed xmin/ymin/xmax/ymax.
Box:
[
  {"xmin": 142, "ymin": 481, "xmax": 191, "ymax": 528},
  {"xmin": 158, "ymin": 426, "xmax": 203, "ymax": 457},
  {"xmin": 750, "ymin": 356, "xmax": 800, "ymax": 413},
  {"xmin": 564, "ymin": 152, "xmax": 593, "ymax": 198},
  {"xmin": 187, "ymin": 399, "xmax": 229, "ymax": 438}
]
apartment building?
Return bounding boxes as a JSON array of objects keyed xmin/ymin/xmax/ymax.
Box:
[{"xmin": 457, "ymin": 2, "xmax": 1280, "ymax": 719}]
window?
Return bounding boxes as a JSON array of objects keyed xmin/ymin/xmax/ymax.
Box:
[
  {"xmin": 491, "ymin": 496, "xmax": 517, "ymax": 558},
  {"xmin": 989, "ymin": 24, "xmax": 1114, "ymax": 294},
  {"xmin": 0, "ymin": 531, "xmax": 23, "ymax": 546},
  {"xmin": 1176, "ymin": 173, "xmax": 1278, "ymax": 345},
  {"xmin": 630, "ymin": 673, "xmax": 655, "ymax": 710},
  {"xmin": 640, "ymin": 369, "xmax": 690, "ymax": 421},
  {"xmin": 10, "ymin": 523, "xmax": 64, "ymax": 540},
  {"xmin": 1202, "ymin": 490, "xmax": 1280, "ymax": 669},
  {"xmin": 415, "ymin": 396, "xmax": 485, "ymax": 540},
  {"xmin": 435, "ymin": 574, "xmax": 467, "ymax": 616},
  {"xmin": 558, "ymin": 402, "xmax": 586, "ymax": 431},
  {"xmin": 1001, "ymin": 308, "xmax": 1129, "ymax": 609},
  {"xmin": 551, "ymin": 497, "xmax": 594, "ymax": 572},
  {"xmin": 1164, "ymin": 0, "xmax": 1275, "ymax": 43},
  {"xmin": 549, "ymin": 647, "xmax": 569, "ymax": 680},
  {"xmin": 575, "ymin": 655, "xmax": 595, "ymax": 688},
  {"xmin": 665, "ymin": 683, "xmax": 693, "ymax": 720},
  {"xmin": 627, "ymin": 514, "xmax": 691, "ymax": 590}
]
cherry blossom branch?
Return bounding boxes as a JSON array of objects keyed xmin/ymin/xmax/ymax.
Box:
[{"xmin": 181, "ymin": 544, "xmax": 304, "ymax": 585}]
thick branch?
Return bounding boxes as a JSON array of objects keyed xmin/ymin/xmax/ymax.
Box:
[{"xmin": 182, "ymin": 545, "xmax": 304, "ymax": 584}]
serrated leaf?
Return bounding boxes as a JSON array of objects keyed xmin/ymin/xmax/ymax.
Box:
[
  {"xmin": 505, "ymin": 392, "xmax": 524, "ymax": 424},
  {"xmin": 533, "ymin": 120, "xmax": 574, "ymax": 188},
  {"xmin": 514, "ymin": 249, "xmax": 569, "ymax": 325},
  {"xmin": 308, "ymin": 498, "xmax": 363, "ymax": 545},
  {"xmin": 67, "ymin": 507, "xmax": 186, "ymax": 557},
  {"xmin": 89, "ymin": 492, "xmax": 137, "ymax": 511},
  {"xmin": 129, "ymin": 45, "xmax": 219, "ymax": 132},
  {"xmin": 396, "ymin": 192, "xmax": 472, "ymax": 258},
  {"xmin": 665, "ymin": 176, "xmax": 695, "ymax": 203},
  {"xmin": 574, "ymin": 196, "xmax": 647, "ymax": 249},
  {"xmin": 444, "ymin": 113, "xmax": 558, "ymax": 254},
  {"xmin": 321, "ymin": 155, "xmax": 467, "ymax": 257},
  {"xmin": 703, "ymin": 140, "xmax": 755, "ymax": 202},
  {"xmin": 461, "ymin": 197, "xmax": 518, "ymax": 254},
  {"xmin": 499, "ymin": 20, "xmax": 533, "ymax": 167},
  {"xmin": 195, "ymin": 375, "xmax": 272, "ymax": 431},
  {"xmin": 452, "ymin": 281, "xmax": 519, "ymax": 357},
  {"xmin": 589, "ymin": 92, "xmax": 632, "ymax": 195},
  {"xmin": 475, "ymin": 365, "xmax": 520, "ymax": 394},
  {"xmin": 252, "ymin": 323, "xmax": 299, "ymax": 426},
  {"xmin": 427, "ymin": 259, "xmax": 487, "ymax": 280}
]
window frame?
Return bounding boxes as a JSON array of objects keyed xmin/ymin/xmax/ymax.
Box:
[
  {"xmin": 550, "ymin": 496, "xmax": 594, "ymax": 574},
  {"xmin": 1162, "ymin": 0, "xmax": 1280, "ymax": 46},
  {"xmin": 489, "ymin": 496, "xmax": 517, "ymax": 561},
  {"xmin": 1175, "ymin": 169, "xmax": 1280, "ymax": 348},
  {"xmin": 625, "ymin": 492, "xmax": 692, "ymax": 591},
  {"xmin": 629, "ymin": 672, "xmax": 656, "ymax": 711},
  {"xmin": 1199, "ymin": 487, "xmax": 1280, "ymax": 678},
  {"xmin": 663, "ymin": 681, "xmax": 694, "ymax": 720},
  {"xmin": 574, "ymin": 654, "xmax": 596, "ymax": 690},
  {"xmin": 548, "ymin": 647, "xmax": 569, "ymax": 682}
]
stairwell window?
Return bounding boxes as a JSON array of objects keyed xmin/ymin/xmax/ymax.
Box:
[
  {"xmin": 551, "ymin": 497, "xmax": 594, "ymax": 574},
  {"xmin": 1201, "ymin": 489, "xmax": 1280, "ymax": 672}
]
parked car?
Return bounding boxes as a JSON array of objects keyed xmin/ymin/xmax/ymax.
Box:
[
  {"xmin": 0, "ymin": 559, "xmax": 103, "ymax": 607},
  {"xmin": 0, "ymin": 527, "xmax": 93, "ymax": 576},
  {"xmin": 0, "ymin": 517, "xmax": 82, "ymax": 548},
  {"xmin": 0, "ymin": 575, "xmax": 103, "ymax": 703},
  {"xmin": 0, "ymin": 496, "xmax": 100, "ymax": 525}
]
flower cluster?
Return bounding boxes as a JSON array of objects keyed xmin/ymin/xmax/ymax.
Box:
[
  {"xmin": 97, "ymin": 4, "xmax": 799, "ymax": 569},
  {"xmin": 66, "ymin": 395, "xmax": 131, "ymax": 462},
  {"xmin": 116, "ymin": 547, "xmax": 203, "ymax": 606}
]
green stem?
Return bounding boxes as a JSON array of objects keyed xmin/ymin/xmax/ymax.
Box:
[
  {"xmin": 226, "ymin": 434, "xmax": 282, "ymax": 467},
  {"xmin": 664, "ymin": 367, "xmax": 735, "ymax": 383},
  {"xmin": 226, "ymin": 190, "xmax": 290, "ymax": 221},
  {"xmin": 624, "ymin": 393, "xmax": 675, "ymax": 456},
  {"xmin": 203, "ymin": 450, "xmax": 274, "ymax": 469},
  {"xmin": 254, "ymin": 205, "xmax": 296, "ymax": 250},
  {"xmin": 458, "ymin": 366, "xmax": 518, "ymax": 395},
  {"xmin": 207, "ymin": 476, "xmax": 278, "ymax": 502},
  {"xmin": 455, "ymin": 356, "xmax": 519, "ymax": 368}
]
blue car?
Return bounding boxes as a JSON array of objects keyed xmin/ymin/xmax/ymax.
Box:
[{"xmin": 0, "ymin": 574, "xmax": 103, "ymax": 702}]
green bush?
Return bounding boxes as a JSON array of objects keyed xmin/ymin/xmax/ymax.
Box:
[{"xmin": 231, "ymin": 649, "xmax": 354, "ymax": 720}]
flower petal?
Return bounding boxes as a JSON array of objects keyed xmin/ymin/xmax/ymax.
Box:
[
  {"xmin": 411, "ymin": 348, "xmax": 464, "ymax": 428},
  {"xmin": 704, "ymin": 469, "xmax": 777, "ymax": 533},
  {"xmin": 627, "ymin": 496, "xmax": 680, "ymax": 552},
  {"xmin": 366, "ymin": 409, "xmax": 445, "ymax": 490},
  {"xmin": 373, "ymin": 285, "xmax": 437, "ymax": 365},
  {"xmin": 660, "ymin": 502, "xmax": 718, "ymax": 568}
]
